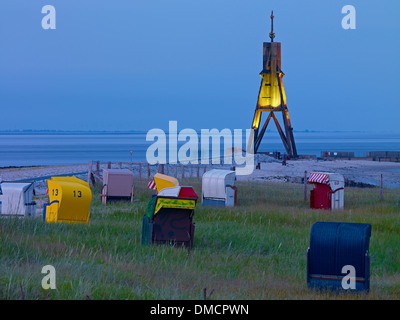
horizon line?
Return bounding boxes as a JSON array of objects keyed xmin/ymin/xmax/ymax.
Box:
[{"xmin": 1, "ymin": 129, "xmax": 399, "ymax": 134}]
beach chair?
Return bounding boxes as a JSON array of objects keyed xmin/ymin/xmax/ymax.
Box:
[
  {"xmin": 0, "ymin": 181, "xmax": 36, "ymax": 217},
  {"xmin": 101, "ymin": 169, "xmax": 134, "ymax": 204},
  {"xmin": 307, "ymin": 222, "xmax": 371, "ymax": 292},
  {"xmin": 43, "ymin": 176, "xmax": 92, "ymax": 223},
  {"xmin": 202, "ymin": 169, "xmax": 237, "ymax": 207},
  {"xmin": 142, "ymin": 174, "xmax": 198, "ymax": 248},
  {"xmin": 308, "ymin": 172, "xmax": 344, "ymax": 210}
]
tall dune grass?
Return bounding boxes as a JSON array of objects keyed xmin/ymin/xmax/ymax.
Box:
[{"xmin": 0, "ymin": 179, "xmax": 399, "ymax": 299}]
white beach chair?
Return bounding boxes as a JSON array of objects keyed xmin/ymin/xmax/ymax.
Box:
[{"xmin": 0, "ymin": 181, "xmax": 36, "ymax": 217}]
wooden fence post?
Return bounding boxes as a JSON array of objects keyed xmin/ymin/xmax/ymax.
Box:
[
  {"xmin": 96, "ymin": 161, "xmax": 100, "ymax": 176},
  {"xmin": 107, "ymin": 161, "xmax": 111, "ymax": 169},
  {"xmin": 147, "ymin": 163, "xmax": 150, "ymax": 179},
  {"xmin": 181, "ymin": 165, "xmax": 184, "ymax": 179},
  {"xmin": 87, "ymin": 160, "xmax": 93, "ymax": 184},
  {"xmin": 138, "ymin": 163, "xmax": 142, "ymax": 180},
  {"xmin": 303, "ymin": 170, "xmax": 307, "ymax": 201}
]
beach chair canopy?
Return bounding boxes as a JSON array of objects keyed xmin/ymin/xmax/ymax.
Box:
[
  {"xmin": 308, "ymin": 172, "xmax": 330, "ymax": 185},
  {"xmin": 51, "ymin": 176, "xmax": 90, "ymax": 188},
  {"xmin": 202, "ymin": 169, "xmax": 235, "ymax": 200},
  {"xmin": 150, "ymin": 173, "xmax": 180, "ymax": 193},
  {"xmin": 102, "ymin": 168, "xmax": 133, "ymax": 198},
  {"xmin": 308, "ymin": 172, "xmax": 344, "ymax": 192},
  {"xmin": 44, "ymin": 176, "xmax": 92, "ymax": 223},
  {"xmin": 0, "ymin": 182, "xmax": 35, "ymax": 217},
  {"xmin": 157, "ymin": 186, "xmax": 198, "ymax": 200}
]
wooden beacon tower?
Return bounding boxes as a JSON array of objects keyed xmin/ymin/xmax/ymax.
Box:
[{"xmin": 250, "ymin": 11, "xmax": 297, "ymax": 157}]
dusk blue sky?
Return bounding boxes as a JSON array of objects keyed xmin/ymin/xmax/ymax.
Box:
[{"xmin": 0, "ymin": 1, "xmax": 399, "ymax": 132}]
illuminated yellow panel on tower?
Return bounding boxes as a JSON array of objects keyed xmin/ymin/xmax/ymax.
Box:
[{"xmin": 258, "ymin": 71, "xmax": 282, "ymax": 108}]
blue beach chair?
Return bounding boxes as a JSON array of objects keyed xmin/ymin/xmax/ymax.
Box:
[{"xmin": 307, "ymin": 222, "xmax": 371, "ymax": 292}]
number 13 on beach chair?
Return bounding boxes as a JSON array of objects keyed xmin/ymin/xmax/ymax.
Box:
[{"xmin": 43, "ymin": 176, "xmax": 92, "ymax": 223}]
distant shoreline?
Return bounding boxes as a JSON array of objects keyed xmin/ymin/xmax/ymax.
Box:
[{"xmin": 1, "ymin": 130, "xmax": 400, "ymax": 134}]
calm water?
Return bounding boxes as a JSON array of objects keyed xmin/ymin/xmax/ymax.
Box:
[{"xmin": 0, "ymin": 131, "xmax": 399, "ymax": 167}]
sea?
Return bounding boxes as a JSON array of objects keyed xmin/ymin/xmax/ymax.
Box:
[{"xmin": 0, "ymin": 131, "xmax": 399, "ymax": 167}]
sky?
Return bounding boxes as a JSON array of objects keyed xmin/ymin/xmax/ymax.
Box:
[{"xmin": 0, "ymin": 0, "xmax": 399, "ymax": 133}]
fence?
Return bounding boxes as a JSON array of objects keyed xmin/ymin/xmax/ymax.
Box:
[
  {"xmin": 87, "ymin": 161, "xmax": 400, "ymax": 205},
  {"xmin": 366, "ymin": 151, "xmax": 400, "ymax": 162},
  {"xmin": 87, "ymin": 160, "xmax": 231, "ymax": 184},
  {"xmin": 235, "ymin": 174, "xmax": 400, "ymax": 209}
]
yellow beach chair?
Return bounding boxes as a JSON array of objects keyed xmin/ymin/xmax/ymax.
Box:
[
  {"xmin": 151, "ymin": 173, "xmax": 179, "ymax": 193},
  {"xmin": 43, "ymin": 176, "xmax": 92, "ymax": 223}
]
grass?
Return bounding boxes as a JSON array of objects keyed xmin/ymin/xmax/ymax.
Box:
[{"xmin": 0, "ymin": 179, "xmax": 399, "ymax": 300}]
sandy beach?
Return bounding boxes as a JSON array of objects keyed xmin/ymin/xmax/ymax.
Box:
[
  {"xmin": 238, "ymin": 156, "xmax": 400, "ymax": 188},
  {"xmin": 1, "ymin": 156, "xmax": 399, "ymax": 196}
]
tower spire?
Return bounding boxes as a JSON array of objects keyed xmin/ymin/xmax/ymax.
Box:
[{"xmin": 269, "ymin": 10, "xmax": 275, "ymax": 42}]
